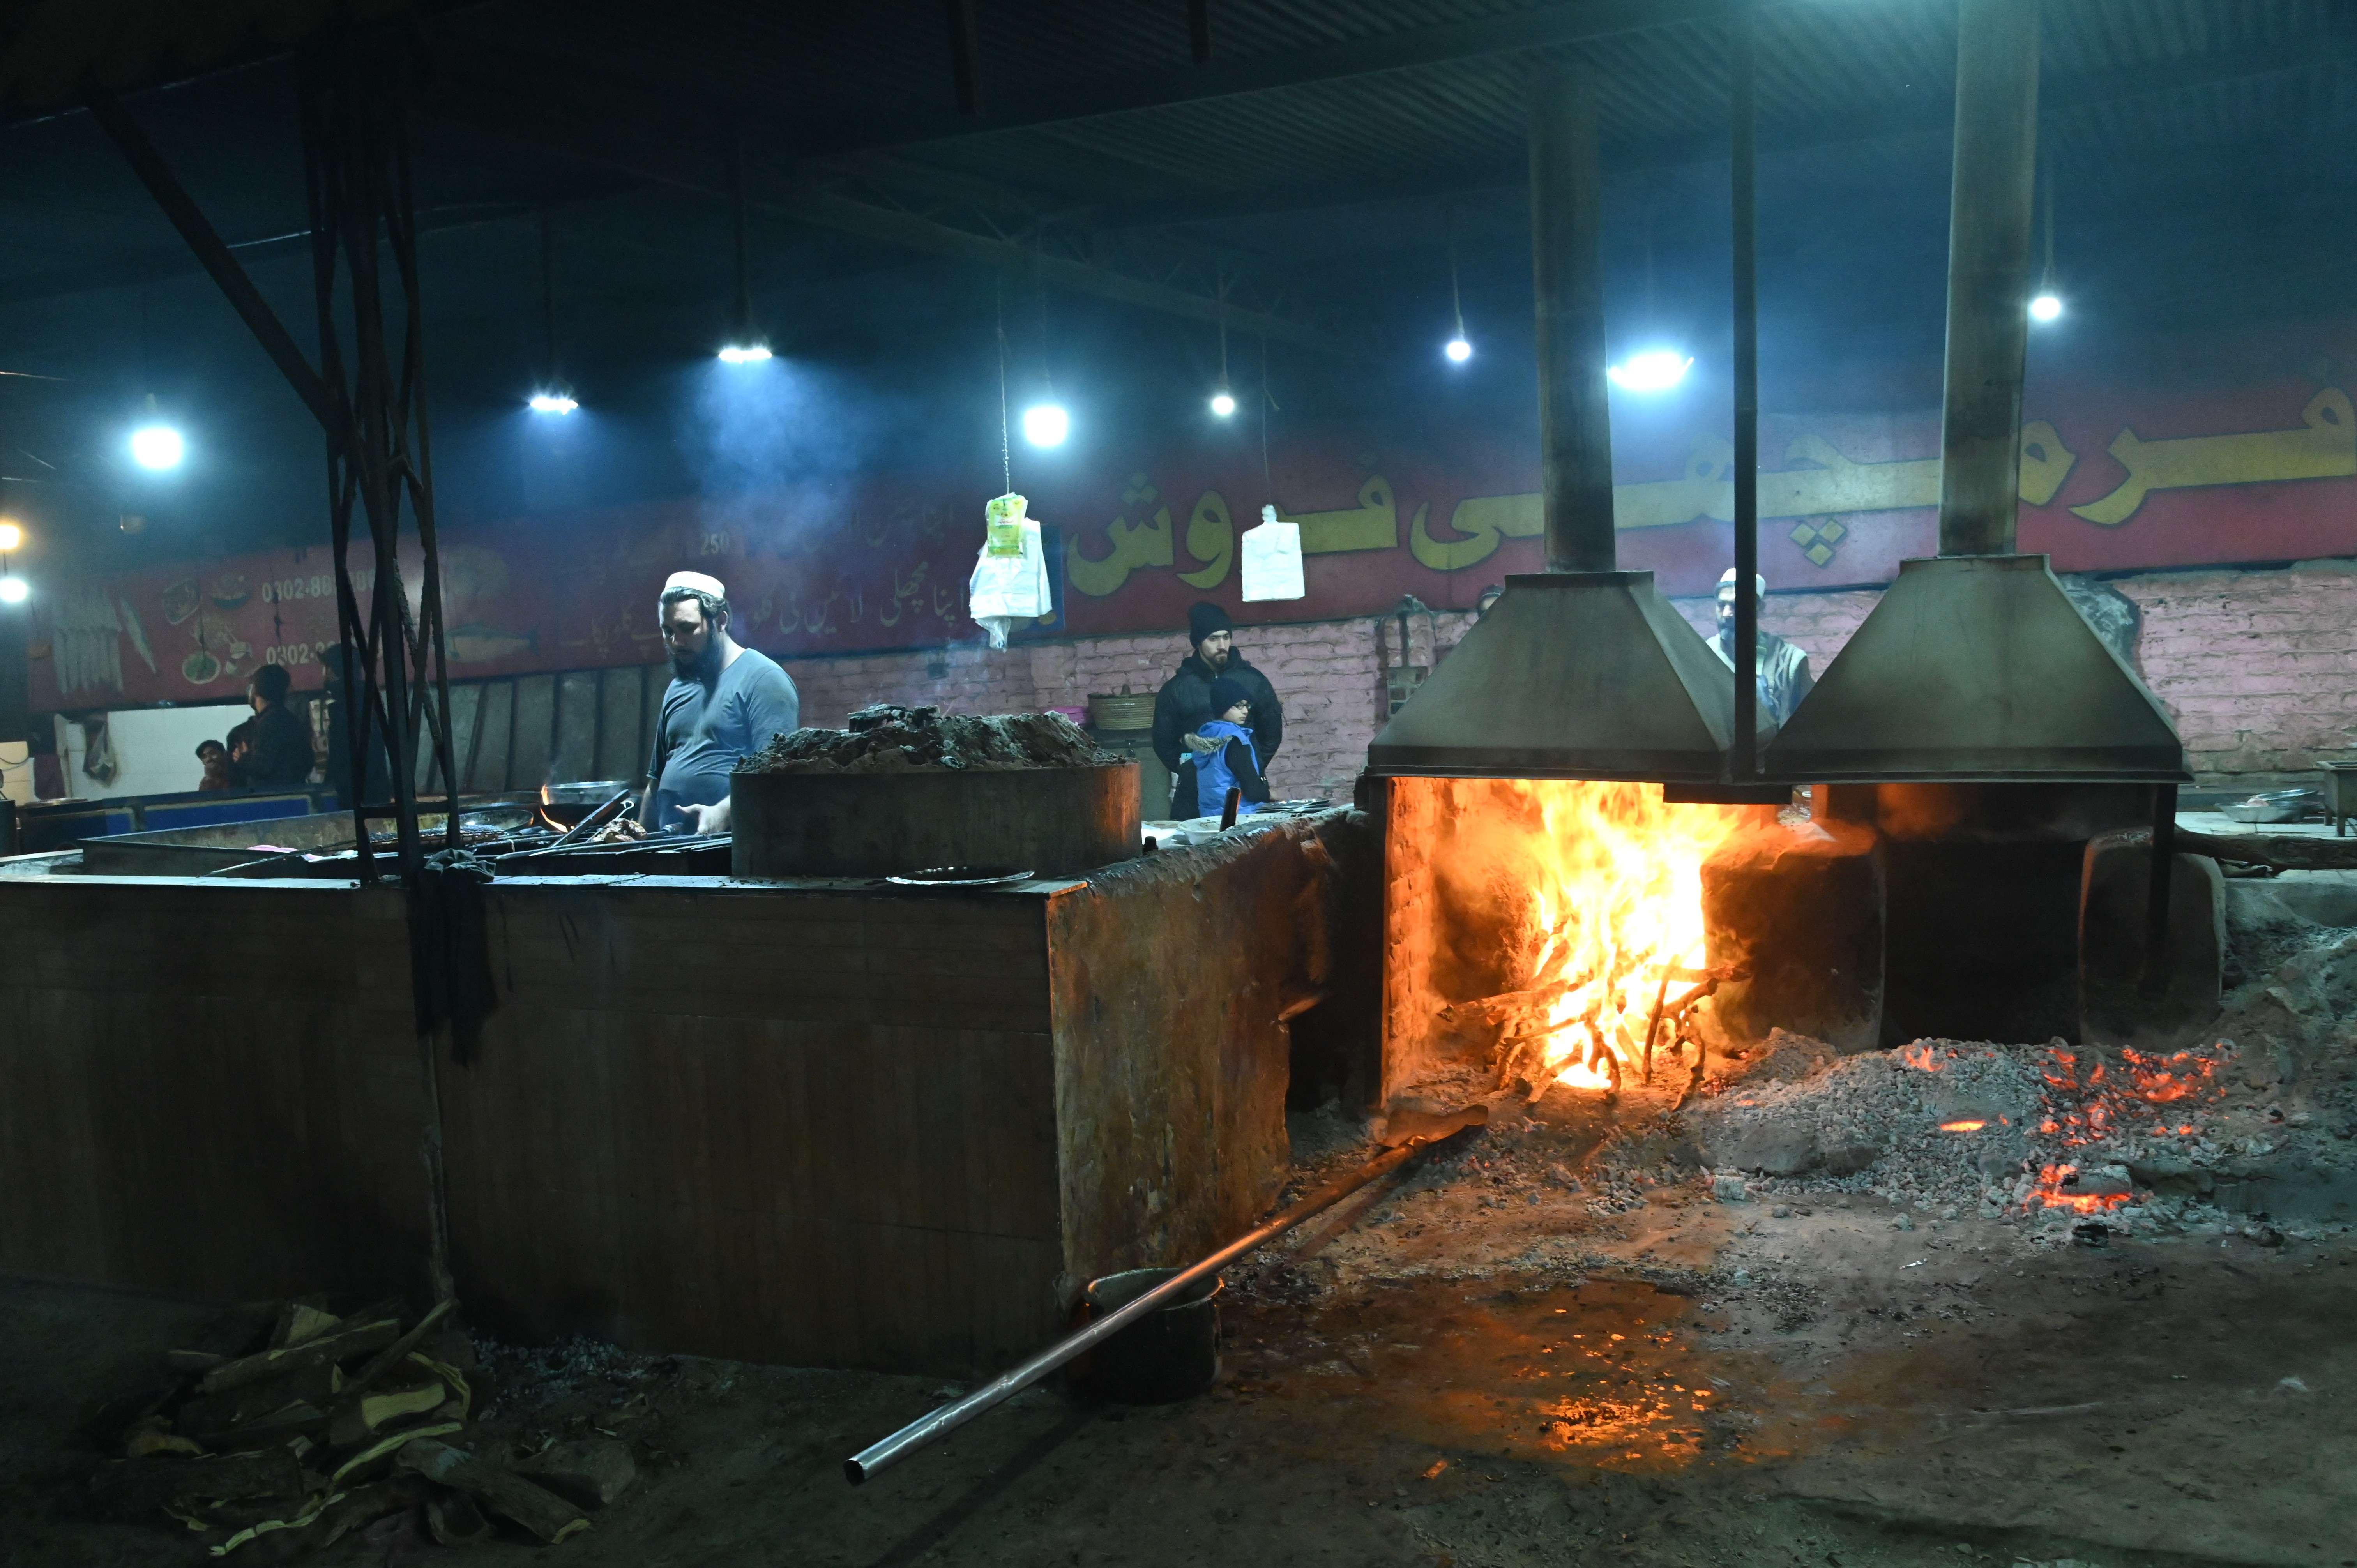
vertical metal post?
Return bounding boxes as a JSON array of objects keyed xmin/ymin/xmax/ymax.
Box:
[
  {"xmin": 1729, "ymin": 6, "xmax": 1759, "ymax": 777},
  {"xmin": 1188, "ymin": 0, "xmax": 1213, "ymax": 63},
  {"xmin": 1527, "ymin": 61, "xmax": 1615, "ymax": 574},
  {"xmin": 300, "ymin": 33, "xmax": 459, "ymax": 879},
  {"xmin": 2140, "ymin": 782, "xmax": 2178, "ymax": 995},
  {"xmin": 1937, "ymin": 0, "xmax": 2041, "ymax": 557}
]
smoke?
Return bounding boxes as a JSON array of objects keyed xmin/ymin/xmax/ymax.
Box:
[{"xmin": 679, "ymin": 357, "xmax": 908, "ymax": 544}]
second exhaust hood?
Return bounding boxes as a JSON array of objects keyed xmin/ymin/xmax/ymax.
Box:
[{"xmin": 1760, "ymin": 554, "xmax": 2187, "ymax": 783}]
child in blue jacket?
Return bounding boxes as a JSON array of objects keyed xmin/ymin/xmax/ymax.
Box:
[{"xmin": 1193, "ymin": 676, "xmax": 1272, "ymax": 819}]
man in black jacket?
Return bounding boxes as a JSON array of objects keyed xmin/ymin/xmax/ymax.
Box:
[
  {"xmin": 1152, "ymin": 602, "xmax": 1284, "ymax": 818},
  {"xmin": 231, "ymin": 663, "xmax": 318, "ymax": 789}
]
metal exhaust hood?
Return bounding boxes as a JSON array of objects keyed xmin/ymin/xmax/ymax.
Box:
[
  {"xmin": 1366, "ymin": 570, "xmax": 1742, "ymax": 782},
  {"xmin": 1365, "ymin": 61, "xmax": 1752, "ymax": 788},
  {"xmin": 1761, "ymin": 0, "xmax": 2187, "ymax": 787},
  {"xmin": 1760, "ymin": 553, "xmax": 2185, "ymax": 782}
]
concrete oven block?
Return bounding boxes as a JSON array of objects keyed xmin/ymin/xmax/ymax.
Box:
[
  {"xmin": 1701, "ymin": 818, "xmax": 1884, "ymax": 1054},
  {"xmin": 2080, "ymin": 831, "xmax": 2225, "ymax": 1049}
]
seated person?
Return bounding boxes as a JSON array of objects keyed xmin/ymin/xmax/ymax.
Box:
[
  {"xmin": 1191, "ymin": 676, "xmax": 1271, "ymax": 821},
  {"xmin": 195, "ymin": 738, "xmax": 233, "ymax": 792},
  {"xmin": 232, "ymin": 664, "xmax": 317, "ymax": 788}
]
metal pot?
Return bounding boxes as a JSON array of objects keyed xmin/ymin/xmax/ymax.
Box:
[{"xmin": 1076, "ymin": 1267, "xmax": 1223, "ymax": 1404}]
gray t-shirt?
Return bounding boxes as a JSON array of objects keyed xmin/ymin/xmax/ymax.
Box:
[{"xmin": 647, "ymin": 648, "xmax": 799, "ymax": 830}]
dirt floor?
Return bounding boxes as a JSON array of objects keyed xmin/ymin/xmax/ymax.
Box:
[{"xmin": 5, "ymin": 1092, "xmax": 2352, "ymax": 1568}]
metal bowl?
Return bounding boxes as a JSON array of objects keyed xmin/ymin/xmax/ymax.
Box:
[{"xmin": 2222, "ymin": 789, "xmax": 2320, "ymax": 824}]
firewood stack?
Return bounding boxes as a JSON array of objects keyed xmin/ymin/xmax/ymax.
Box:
[{"xmin": 87, "ymin": 1295, "xmax": 634, "ymax": 1559}]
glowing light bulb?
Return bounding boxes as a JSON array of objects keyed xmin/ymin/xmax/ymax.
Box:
[
  {"xmin": 1209, "ymin": 390, "xmax": 1237, "ymax": 418},
  {"xmin": 2029, "ymin": 292, "xmax": 2063, "ymax": 323},
  {"xmin": 1606, "ymin": 351, "xmax": 1693, "ymax": 393},
  {"xmin": 1021, "ymin": 403, "xmax": 1069, "ymax": 447},
  {"xmin": 1445, "ymin": 337, "xmax": 1473, "ymax": 363},
  {"xmin": 0, "ymin": 577, "xmax": 26, "ymax": 605},
  {"xmin": 527, "ymin": 391, "xmax": 578, "ymax": 415},
  {"xmin": 717, "ymin": 343, "xmax": 773, "ymax": 364},
  {"xmin": 130, "ymin": 424, "xmax": 185, "ymax": 470},
  {"xmin": 0, "ymin": 521, "xmax": 19, "ymax": 552}
]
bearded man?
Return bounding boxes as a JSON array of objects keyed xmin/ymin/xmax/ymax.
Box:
[
  {"xmin": 1710, "ymin": 568, "xmax": 1815, "ymax": 727},
  {"xmin": 1151, "ymin": 601, "xmax": 1284, "ymax": 819},
  {"xmin": 639, "ymin": 571, "xmax": 800, "ymax": 834}
]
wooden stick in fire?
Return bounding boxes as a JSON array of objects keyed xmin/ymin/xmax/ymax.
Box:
[{"xmin": 1640, "ymin": 968, "xmax": 1673, "ymax": 1085}]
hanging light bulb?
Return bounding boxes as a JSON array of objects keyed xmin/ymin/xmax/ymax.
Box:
[
  {"xmin": 2029, "ymin": 156, "xmax": 2064, "ymax": 325},
  {"xmin": 714, "ymin": 129, "xmax": 773, "ymax": 367},
  {"xmin": 1443, "ymin": 228, "xmax": 1473, "ymax": 363},
  {"xmin": 0, "ymin": 520, "xmax": 21, "ymax": 552},
  {"xmin": 530, "ymin": 212, "xmax": 582, "ymax": 413},
  {"xmin": 1209, "ymin": 389, "xmax": 1237, "ymax": 418},
  {"xmin": 1607, "ymin": 351, "xmax": 1693, "ymax": 392},
  {"xmin": 130, "ymin": 424, "xmax": 185, "ymax": 469},
  {"xmin": 1022, "ymin": 403, "xmax": 1070, "ymax": 447},
  {"xmin": 0, "ymin": 577, "xmax": 26, "ymax": 605}
]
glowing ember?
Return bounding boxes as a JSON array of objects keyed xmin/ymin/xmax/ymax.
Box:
[
  {"xmin": 1939, "ymin": 1119, "xmax": 1986, "ymax": 1132},
  {"xmin": 2015, "ymin": 1041, "xmax": 2234, "ymax": 1213},
  {"xmin": 1501, "ymin": 781, "xmax": 1743, "ymax": 1094}
]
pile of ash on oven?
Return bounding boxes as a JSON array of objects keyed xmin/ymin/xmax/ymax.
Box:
[{"xmin": 743, "ymin": 704, "xmax": 1114, "ymax": 774}]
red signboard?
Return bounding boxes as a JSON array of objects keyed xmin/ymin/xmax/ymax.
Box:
[{"xmin": 28, "ymin": 326, "xmax": 2357, "ymax": 712}]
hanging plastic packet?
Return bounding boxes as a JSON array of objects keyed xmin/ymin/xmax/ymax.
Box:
[
  {"xmin": 1239, "ymin": 503, "xmax": 1305, "ymax": 602},
  {"xmin": 982, "ymin": 491, "xmax": 1028, "ymax": 558},
  {"xmin": 968, "ymin": 493, "xmax": 1053, "ymax": 648}
]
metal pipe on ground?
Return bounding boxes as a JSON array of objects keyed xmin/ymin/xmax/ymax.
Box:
[
  {"xmin": 1527, "ymin": 61, "xmax": 1614, "ymax": 575},
  {"xmin": 1936, "ymin": 0, "xmax": 2041, "ymax": 559},
  {"xmin": 843, "ymin": 1121, "xmax": 1479, "ymax": 1484}
]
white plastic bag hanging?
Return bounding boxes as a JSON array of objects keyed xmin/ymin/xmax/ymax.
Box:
[
  {"xmin": 968, "ymin": 493, "xmax": 1053, "ymax": 648},
  {"xmin": 1239, "ymin": 504, "xmax": 1305, "ymax": 602}
]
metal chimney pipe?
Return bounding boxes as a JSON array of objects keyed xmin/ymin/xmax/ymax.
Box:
[
  {"xmin": 1528, "ymin": 62, "xmax": 1615, "ymax": 573},
  {"xmin": 1936, "ymin": 0, "xmax": 2041, "ymax": 557}
]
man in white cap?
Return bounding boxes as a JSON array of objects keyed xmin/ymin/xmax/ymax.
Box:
[
  {"xmin": 1711, "ymin": 568, "xmax": 1815, "ymax": 726},
  {"xmin": 639, "ymin": 570, "xmax": 799, "ymax": 834}
]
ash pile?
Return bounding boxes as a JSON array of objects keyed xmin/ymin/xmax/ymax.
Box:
[
  {"xmin": 79, "ymin": 1296, "xmax": 634, "ymax": 1559},
  {"xmin": 1681, "ymin": 918, "xmax": 2357, "ymax": 1242},
  {"xmin": 744, "ymin": 705, "xmax": 1114, "ymax": 774}
]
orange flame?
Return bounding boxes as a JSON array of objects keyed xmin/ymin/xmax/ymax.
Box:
[
  {"xmin": 1507, "ymin": 781, "xmax": 1743, "ymax": 1093},
  {"xmin": 1939, "ymin": 1119, "xmax": 1986, "ymax": 1132}
]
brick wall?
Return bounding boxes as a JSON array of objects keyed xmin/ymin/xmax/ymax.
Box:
[{"xmin": 777, "ymin": 562, "xmax": 2357, "ymax": 795}]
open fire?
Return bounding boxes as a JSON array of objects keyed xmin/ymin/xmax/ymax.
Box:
[{"xmin": 1411, "ymin": 781, "xmax": 1746, "ymax": 1099}]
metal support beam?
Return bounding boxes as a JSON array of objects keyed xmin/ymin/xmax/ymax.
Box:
[
  {"xmin": 299, "ymin": 35, "xmax": 459, "ymax": 886},
  {"xmin": 1936, "ymin": 0, "xmax": 2040, "ymax": 557},
  {"xmin": 81, "ymin": 83, "xmax": 336, "ymax": 429},
  {"xmin": 1527, "ymin": 61, "xmax": 1613, "ymax": 574},
  {"xmin": 423, "ymin": 62, "xmax": 1353, "ymax": 358},
  {"xmin": 818, "ymin": 0, "xmax": 1739, "ymax": 154},
  {"xmin": 1729, "ymin": 5, "xmax": 1758, "ymax": 779},
  {"xmin": 1188, "ymin": 0, "xmax": 1213, "ymax": 65}
]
